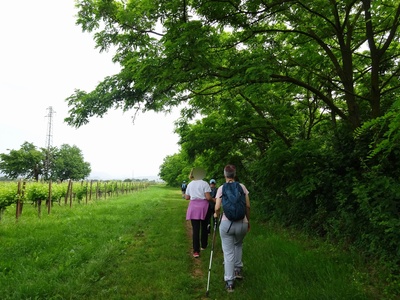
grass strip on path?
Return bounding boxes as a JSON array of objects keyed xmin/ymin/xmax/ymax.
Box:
[{"xmin": 0, "ymin": 185, "xmax": 382, "ymax": 299}]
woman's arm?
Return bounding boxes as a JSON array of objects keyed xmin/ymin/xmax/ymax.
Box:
[
  {"xmin": 245, "ymin": 194, "xmax": 250, "ymax": 221},
  {"xmin": 214, "ymin": 197, "xmax": 221, "ymax": 218}
]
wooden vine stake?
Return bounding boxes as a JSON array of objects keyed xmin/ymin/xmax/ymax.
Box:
[
  {"xmin": 89, "ymin": 180, "xmax": 93, "ymax": 202},
  {"xmin": 96, "ymin": 181, "xmax": 99, "ymax": 200},
  {"xmin": 69, "ymin": 181, "xmax": 73, "ymax": 208},
  {"xmin": 64, "ymin": 180, "xmax": 71, "ymax": 205},
  {"xmin": 47, "ymin": 180, "xmax": 52, "ymax": 214},
  {"xmin": 16, "ymin": 180, "xmax": 21, "ymax": 220},
  {"xmin": 38, "ymin": 198, "xmax": 42, "ymax": 219},
  {"xmin": 85, "ymin": 180, "xmax": 89, "ymax": 204},
  {"xmin": 16, "ymin": 180, "xmax": 25, "ymax": 220}
]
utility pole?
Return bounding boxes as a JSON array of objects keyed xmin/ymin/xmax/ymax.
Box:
[{"xmin": 44, "ymin": 106, "xmax": 56, "ymax": 180}]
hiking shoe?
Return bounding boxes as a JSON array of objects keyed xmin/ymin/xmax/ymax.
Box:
[
  {"xmin": 225, "ymin": 282, "xmax": 234, "ymax": 292},
  {"xmin": 234, "ymin": 269, "xmax": 244, "ymax": 280},
  {"xmin": 193, "ymin": 252, "xmax": 200, "ymax": 258}
]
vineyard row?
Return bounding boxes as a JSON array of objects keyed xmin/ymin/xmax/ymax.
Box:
[{"xmin": 0, "ymin": 180, "xmax": 149, "ymax": 220}]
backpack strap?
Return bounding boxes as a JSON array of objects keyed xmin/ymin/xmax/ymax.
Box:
[
  {"xmin": 226, "ymin": 221, "xmax": 233, "ymax": 233},
  {"xmin": 225, "ymin": 180, "xmax": 235, "ymax": 233}
]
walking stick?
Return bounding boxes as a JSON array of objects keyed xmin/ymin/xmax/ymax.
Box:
[{"xmin": 206, "ymin": 217, "xmax": 219, "ymax": 296}]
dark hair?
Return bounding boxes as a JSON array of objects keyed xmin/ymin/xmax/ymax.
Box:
[{"xmin": 224, "ymin": 164, "xmax": 236, "ymax": 179}]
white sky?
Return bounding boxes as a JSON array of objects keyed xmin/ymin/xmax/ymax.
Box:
[{"xmin": 0, "ymin": 1, "xmax": 181, "ymax": 179}]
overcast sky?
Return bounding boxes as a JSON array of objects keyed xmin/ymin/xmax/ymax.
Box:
[{"xmin": 0, "ymin": 1, "xmax": 181, "ymax": 179}]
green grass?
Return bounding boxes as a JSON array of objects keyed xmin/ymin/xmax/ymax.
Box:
[
  {"xmin": 243, "ymin": 230, "xmax": 369, "ymax": 299},
  {"xmin": 0, "ymin": 185, "xmax": 387, "ymax": 299}
]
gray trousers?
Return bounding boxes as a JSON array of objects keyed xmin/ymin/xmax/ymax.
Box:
[{"xmin": 219, "ymin": 220, "xmax": 248, "ymax": 282}]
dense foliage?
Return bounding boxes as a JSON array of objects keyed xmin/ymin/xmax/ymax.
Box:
[
  {"xmin": 66, "ymin": 0, "xmax": 400, "ymax": 293},
  {"xmin": 52, "ymin": 144, "xmax": 91, "ymax": 181},
  {"xmin": 0, "ymin": 142, "xmax": 91, "ymax": 181},
  {"xmin": 0, "ymin": 142, "xmax": 44, "ymax": 181}
]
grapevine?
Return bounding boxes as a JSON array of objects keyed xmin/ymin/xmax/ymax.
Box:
[{"xmin": 0, "ymin": 180, "xmax": 149, "ymax": 220}]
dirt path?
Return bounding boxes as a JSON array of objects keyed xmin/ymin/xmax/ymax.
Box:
[
  {"xmin": 185, "ymin": 220, "xmax": 204, "ymax": 278},
  {"xmin": 185, "ymin": 220, "xmax": 213, "ymax": 299}
]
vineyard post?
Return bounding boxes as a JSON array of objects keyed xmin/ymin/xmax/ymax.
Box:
[
  {"xmin": 21, "ymin": 181, "xmax": 25, "ymax": 216},
  {"xmin": 104, "ymin": 182, "xmax": 107, "ymax": 200},
  {"xmin": 38, "ymin": 199, "xmax": 42, "ymax": 219},
  {"xmin": 89, "ymin": 180, "xmax": 93, "ymax": 202},
  {"xmin": 65, "ymin": 180, "xmax": 71, "ymax": 205},
  {"xmin": 15, "ymin": 180, "xmax": 26, "ymax": 220},
  {"xmin": 69, "ymin": 181, "xmax": 73, "ymax": 208},
  {"xmin": 85, "ymin": 180, "xmax": 88, "ymax": 204},
  {"xmin": 47, "ymin": 180, "xmax": 52, "ymax": 214},
  {"xmin": 80, "ymin": 180, "xmax": 83, "ymax": 204},
  {"xmin": 16, "ymin": 180, "xmax": 21, "ymax": 220},
  {"xmin": 96, "ymin": 181, "xmax": 99, "ymax": 200}
]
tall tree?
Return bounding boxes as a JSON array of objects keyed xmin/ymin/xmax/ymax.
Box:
[
  {"xmin": 158, "ymin": 152, "xmax": 190, "ymax": 186},
  {"xmin": 0, "ymin": 142, "xmax": 44, "ymax": 181},
  {"xmin": 65, "ymin": 1, "xmax": 400, "ymax": 276},
  {"xmin": 0, "ymin": 143, "xmax": 91, "ymax": 182},
  {"xmin": 65, "ymin": 0, "xmax": 400, "ymax": 132},
  {"xmin": 53, "ymin": 144, "xmax": 91, "ymax": 181}
]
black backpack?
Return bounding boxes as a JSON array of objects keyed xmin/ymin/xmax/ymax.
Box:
[{"xmin": 222, "ymin": 181, "xmax": 246, "ymax": 221}]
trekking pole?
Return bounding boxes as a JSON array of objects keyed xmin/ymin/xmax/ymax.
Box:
[{"xmin": 206, "ymin": 216, "xmax": 219, "ymax": 296}]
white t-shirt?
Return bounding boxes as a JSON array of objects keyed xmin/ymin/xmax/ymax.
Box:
[{"xmin": 185, "ymin": 180, "xmax": 211, "ymax": 200}]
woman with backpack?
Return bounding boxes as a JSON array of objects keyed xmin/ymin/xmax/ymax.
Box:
[
  {"xmin": 214, "ymin": 164, "xmax": 250, "ymax": 293},
  {"xmin": 181, "ymin": 181, "xmax": 187, "ymax": 198}
]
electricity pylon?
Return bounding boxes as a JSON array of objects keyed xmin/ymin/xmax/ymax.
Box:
[{"xmin": 44, "ymin": 106, "xmax": 56, "ymax": 180}]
